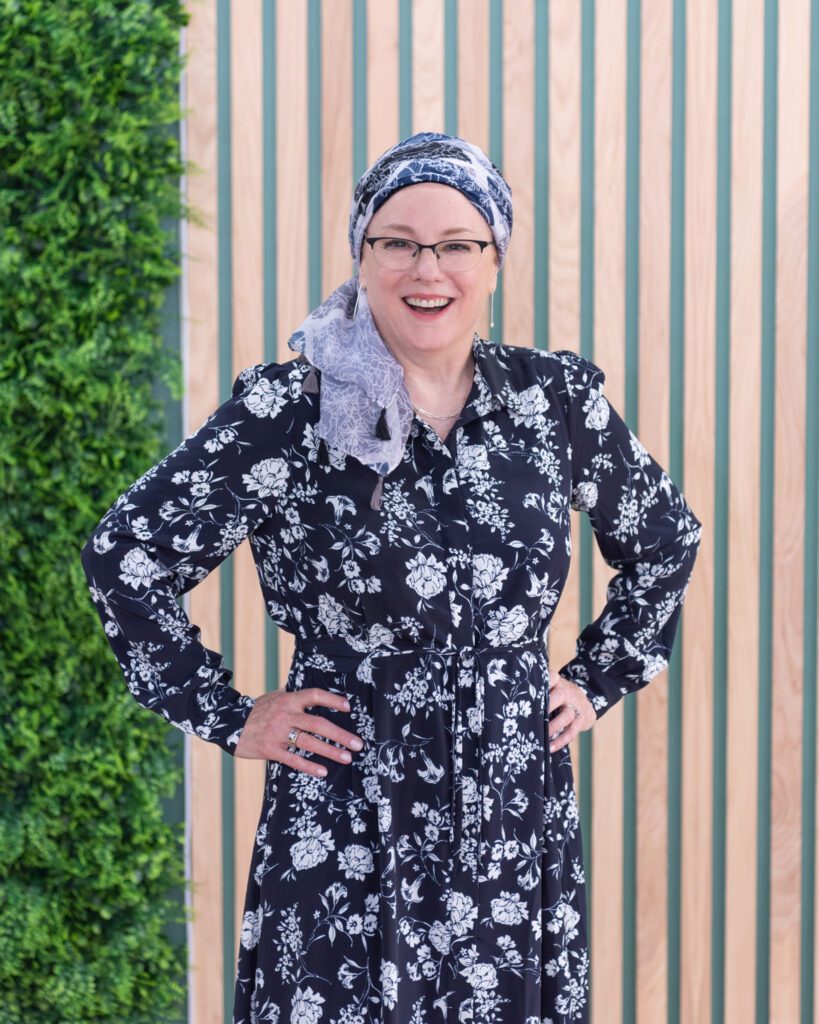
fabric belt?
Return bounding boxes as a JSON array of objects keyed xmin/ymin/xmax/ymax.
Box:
[{"xmin": 294, "ymin": 635, "xmax": 547, "ymax": 877}]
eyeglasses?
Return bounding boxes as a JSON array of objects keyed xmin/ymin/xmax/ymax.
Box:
[{"xmin": 363, "ymin": 236, "xmax": 495, "ymax": 272}]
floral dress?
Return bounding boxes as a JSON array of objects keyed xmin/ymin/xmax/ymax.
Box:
[{"xmin": 81, "ymin": 337, "xmax": 701, "ymax": 1024}]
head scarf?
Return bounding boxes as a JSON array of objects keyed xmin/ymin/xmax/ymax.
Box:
[{"xmin": 287, "ymin": 132, "xmax": 514, "ymax": 507}]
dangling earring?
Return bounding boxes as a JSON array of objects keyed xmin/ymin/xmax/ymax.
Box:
[
  {"xmin": 353, "ymin": 283, "xmax": 362, "ymax": 320},
  {"xmin": 489, "ymin": 291, "xmax": 495, "ymax": 329}
]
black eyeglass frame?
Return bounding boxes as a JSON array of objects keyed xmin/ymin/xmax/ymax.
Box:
[{"xmin": 363, "ymin": 236, "xmax": 496, "ymax": 269}]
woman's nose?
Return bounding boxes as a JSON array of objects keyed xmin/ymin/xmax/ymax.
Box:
[{"xmin": 413, "ymin": 247, "xmax": 443, "ymax": 278}]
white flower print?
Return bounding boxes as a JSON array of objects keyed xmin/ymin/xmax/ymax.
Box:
[
  {"xmin": 243, "ymin": 458, "xmax": 289, "ymax": 499},
  {"xmin": 380, "ymin": 961, "xmax": 399, "ymax": 1010},
  {"xmin": 244, "ymin": 376, "xmax": 287, "ymax": 419},
  {"xmin": 485, "ymin": 604, "xmax": 528, "ymax": 646},
  {"xmin": 490, "ymin": 890, "xmax": 528, "ymax": 925},
  {"xmin": 405, "ymin": 552, "xmax": 447, "ymax": 599},
  {"xmin": 582, "ymin": 384, "xmax": 610, "ymax": 430},
  {"xmin": 447, "ymin": 891, "xmax": 478, "ymax": 937},
  {"xmin": 473, "ymin": 552, "xmax": 509, "ymax": 601},
  {"xmin": 337, "ymin": 844, "xmax": 374, "ymax": 880},
  {"xmin": 241, "ymin": 907, "xmax": 264, "ymax": 950},
  {"xmin": 118, "ymin": 548, "xmax": 165, "ymax": 590},
  {"xmin": 508, "ymin": 383, "xmax": 549, "ymax": 427},
  {"xmin": 290, "ymin": 985, "xmax": 325, "ymax": 1024},
  {"xmin": 290, "ymin": 825, "xmax": 334, "ymax": 871},
  {"xmin": 572, "ymin": 481, "xmax": 598, "ymax": 512},
  {"xmin": 82, "ymin": 343, "xmax": 699, "ymax": 1023}
]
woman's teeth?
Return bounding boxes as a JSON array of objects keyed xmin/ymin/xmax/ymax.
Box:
[{"xmin": 404, "ymin": 297, "xmax": 452, "ymax": 310}]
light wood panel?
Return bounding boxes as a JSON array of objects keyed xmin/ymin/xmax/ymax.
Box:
[
  {"xmin": 412, "ymin": 0, "xmax": 444, "ymax": 133},
  {"xmin": 179, "ymin": 3, "xmax": 818, "ymax": 1022},
  {"xmin": 458, "ymin": 0, "xmax": 490, "ymax": 340},
  {"xmin": 590, "ymin": 2, "xmax": 629, "ymax": 1023},
  {"xmin": 681, "ymin": 2, "xmax": 717, "ymax": 1020},
  {"xmin": 322, "ymin": 0, "xmax": 354, "ymax": 291},
  {"xmin": 636, "ymin": 3, "xmax": 673, "ymax": 1020},
  {"xmin": 724, "ymin": 2, "xmax": 763, "ymax": 1020},
  {"xmin": 502, "ymin": 0, "xmax": 535, "ymax": 349},
  {"xmin": 184, "ymin": 4, "xmax": 225, "ymax": 1021},
  {"xmin": 230, "ymin": 0, "xmax": 267, "ymax": 960},
  {"xmin": 367, "ymin": 0, "xmax": 399, "ymax": 164},
  {"xmin": 274, "ymin": 0, "xmax": 308, "ymax": 694},
  {"xmin": 770, "ymin": 1, "xmax": 811, "ymax": 1019}
]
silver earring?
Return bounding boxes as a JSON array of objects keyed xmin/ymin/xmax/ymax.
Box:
[
  {"xmin": 353, "ymin": 284, "xmax": 362, "ymax": 319},
  {"xmin": 489, "ymin": 292, "xmax": 495, "ymax": 329}
]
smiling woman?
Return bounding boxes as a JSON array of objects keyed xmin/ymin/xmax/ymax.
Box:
[{"xmin": 81, "ymin": 132, "xmax": 701, "ymax": 1024}]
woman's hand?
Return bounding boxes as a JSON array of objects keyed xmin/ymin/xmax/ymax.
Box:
[
  {"xmin": 234, "ymin": 688, "xmax": 364, "ymax": 777},
  {"xmin": 547, "ymin": 672, "xmax": 597, "ymax": 753}
]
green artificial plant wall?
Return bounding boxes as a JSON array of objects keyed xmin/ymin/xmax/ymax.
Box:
[{"xmin": 0, "ymin": 2, "xmax": 191, "ymax": 1021}]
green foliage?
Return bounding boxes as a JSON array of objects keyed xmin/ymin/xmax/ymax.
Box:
[{"xmin": 0, "ymin": 2, "xmax": 192, "ymax": 1019}]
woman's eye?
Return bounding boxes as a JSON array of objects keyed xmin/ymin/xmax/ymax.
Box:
[
  {"xmin": 441, "ymin": 242, "xmax": 470, "ymax": 253},
  {"xmin": 383, "ymin": 239, "xmax": 412, "ymax": 250}
]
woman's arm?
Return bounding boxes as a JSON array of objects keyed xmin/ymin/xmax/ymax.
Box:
[
  {"xmin": 553, "ymin": 350, "xmax": 702, "ymax": 719},
  {"xmin": 80, "ymin": 361, "xmax": 302, "ymax": 754}
]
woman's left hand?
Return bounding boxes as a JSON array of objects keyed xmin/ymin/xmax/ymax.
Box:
[{"xmin": 547, "ymin": 672, "xmax": 597, "ymax": 753}]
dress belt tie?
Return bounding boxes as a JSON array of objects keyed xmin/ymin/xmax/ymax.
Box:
[{"xmin": 293, "ymin": 635, "xmax": 546, "ymax": 876}]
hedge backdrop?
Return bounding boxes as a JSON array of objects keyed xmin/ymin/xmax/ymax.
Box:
[{"xmin": 1, "ymin": 2, "xmax": 189, "ymax": 1022}]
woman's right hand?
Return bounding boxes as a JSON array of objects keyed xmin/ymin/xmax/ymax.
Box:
[{"xmin": 233, "ymin": 687, "xmax": 365, "ymax": 777}]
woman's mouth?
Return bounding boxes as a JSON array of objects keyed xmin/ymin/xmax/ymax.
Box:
[{"xmin": 402, "ymin": 296, "xmax": 454, "ymax": 319}]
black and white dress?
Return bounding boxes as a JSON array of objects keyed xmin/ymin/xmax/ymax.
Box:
[{"xmin": 82, "ymin": 337, "xmax": 701, "ymax": 1024}]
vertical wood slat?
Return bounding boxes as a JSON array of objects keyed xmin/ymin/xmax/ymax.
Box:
[
  {"xmin": 274, "ymin": 0, "xmax": 309, "ymax": 700},
  {"xmin": 412, "ymin": 0, "xmax": 444, "ymax": 133},
  {"xmin": 770, "ymin": 1, "xmax": 811, "ymax": 1020},
  {"xmin": 179, "ymin": 3, "xmax": 818, "ymax": 1021},
  {"xmin": 230, "ymin": 0, "xmax": 266, "ymax": 959},
  {"xmin": 367, "ymin": 0, "xmax": 399, "ymax": 164},
  {"xmin": 457, "ymin": 0, "xmax": 490, "ymax": 341},
  {"xmin": 724, "ymin": 3, "xmax": 764, "ymax": 1021},
  {"xmin": 184, "ymin": 3, "xmax": 225, "ymax": 1021},
  {"xmin": 636, "ymin": 2, "xmax": 674, "ymax": 1020},
  {"xmin": 322, "ymin": 0, "xmax": 354, "ymax": 293},
  {"xmin": 589, "ymin": 1, "xmax": 629, "ymax": 1023},
  {"xmin": 681, "ymin": 2, "xmax": 717, "ymax": 1020},
  {"xmin": 501, "ymin": 0, "xmax": 535, "ymax": 349}
]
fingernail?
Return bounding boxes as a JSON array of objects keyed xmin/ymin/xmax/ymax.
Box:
[
  {"xmin": 317, "ymin": 766, "xmax": 327, "ymax": 776},
  {"xmin": 340, "ymin": 751, "xmax": 352, "ymax": 762},
  {"xmin": 549, "ymin": 743, "xmax": 556, "ymax": 753},
  {"xmin": 343, "ymin": 700, "xmax": 351, "ymax": 711},
  {"xmin": 350, "ymin": 738, "xmax": 364, "ymax": 751}
]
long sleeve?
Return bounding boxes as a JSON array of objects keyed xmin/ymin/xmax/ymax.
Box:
[
  {"xmin": 81, "ymin": 360, "xmax": 299, "ymax": 754},
  {"xmin": 553, "ymin": 350, "xmax": 702, "ymax": 719}
]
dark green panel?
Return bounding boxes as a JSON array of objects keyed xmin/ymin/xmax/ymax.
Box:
[
  {"xmin": 353, "ymin": 0, "xmax": 368, "ymax": 178},
  {"xmin": 668, "ymin": 2, "xmax": 688, "ymax": 1020},
  {"xmin": 534, "ymin": 0, "xmax": 550, "ymax": 353},
  {"xmin": 444, "ymin": 0, "xmax": 458, "ymax": 136},
  {"xmin": 756, "ymin": 2, "xmax": 779, "ymax": 1021},
  {"xmin": 489, "ymin": 0, "xmax": 503, "ymax": 342},
  {"xmin": 216, "ymin": 3, "xmax": 237, "ymax": 1020},
  {"xmin": 399, "ymin": 0, "xmax": 412, "ymax": 138},
  {"xmin": 263, "ymin": 0, "xmax": 280, "ymax": 696},
  {"xmin": 711, "ymin": 3, "xmax": 733, "ymax": 1022},
  {"xmin": 800, "ymin": 3, "xmax": 818, "ymax": 1021},
  {"xmin": 308, "ymin": 0, "xmax": 323, "ymax": 309}
]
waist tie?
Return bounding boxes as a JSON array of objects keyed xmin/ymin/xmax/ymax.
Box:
[{"xmin": 293, "ymin": 635, "xmax": 547, "ymax": 878}]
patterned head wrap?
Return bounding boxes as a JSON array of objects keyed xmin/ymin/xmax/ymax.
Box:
[
  {"xmin": 287, "ymin": 133, "xmax": 514, "ymax": 508},
  {"xmin": 348, "ymin": 132, "xmax": 513, "ymax": 270}
]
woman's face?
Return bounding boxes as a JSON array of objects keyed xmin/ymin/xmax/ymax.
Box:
[{"xmin": 358, "ymin": 182, "xmax": 500, "ymax": 359}]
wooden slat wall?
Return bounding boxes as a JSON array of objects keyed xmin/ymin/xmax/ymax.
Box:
[{"xmin": 180, "ymin": 2, "xmax": 818, "ymax": 1022}]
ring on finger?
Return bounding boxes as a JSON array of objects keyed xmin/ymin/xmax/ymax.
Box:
[
  {"xmin": 286, "ymin": 726, "xmax": 303, "ymax": 753},
  {"xmin": 565, "ymin": 702, "xmax": 581, "ymax": 721}
]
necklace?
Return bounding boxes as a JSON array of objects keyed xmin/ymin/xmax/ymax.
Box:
[{"xmin": 412, "ymin": 403, "xmax": 462, "ymax": 420}]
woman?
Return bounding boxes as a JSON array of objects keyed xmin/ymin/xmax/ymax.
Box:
[{"xmin": 82, "ymin": 132, "xmax": 701, "ymax": 1024}]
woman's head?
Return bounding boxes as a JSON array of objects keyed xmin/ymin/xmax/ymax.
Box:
[{"xmin": 349, "ymin": 133, "xmax": 513, "ymax": 356}]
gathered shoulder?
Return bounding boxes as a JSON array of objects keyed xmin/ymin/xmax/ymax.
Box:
[{"xmin": 231, "ymin": 355, "xmax": 310, "ymax": 399}]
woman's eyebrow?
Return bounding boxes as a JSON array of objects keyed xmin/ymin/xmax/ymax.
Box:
[{"xmin": 377, "ymin": 224, "xmax": 474, "ymax": 237}]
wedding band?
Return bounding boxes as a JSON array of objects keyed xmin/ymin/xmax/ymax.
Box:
[
  {"xmin": 286, "ymin": 727, "xmax": 302, "ymax": 753},
  {"xmin": 566, "ymin": 702, "xmax": 581, "ymax": 721}
]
